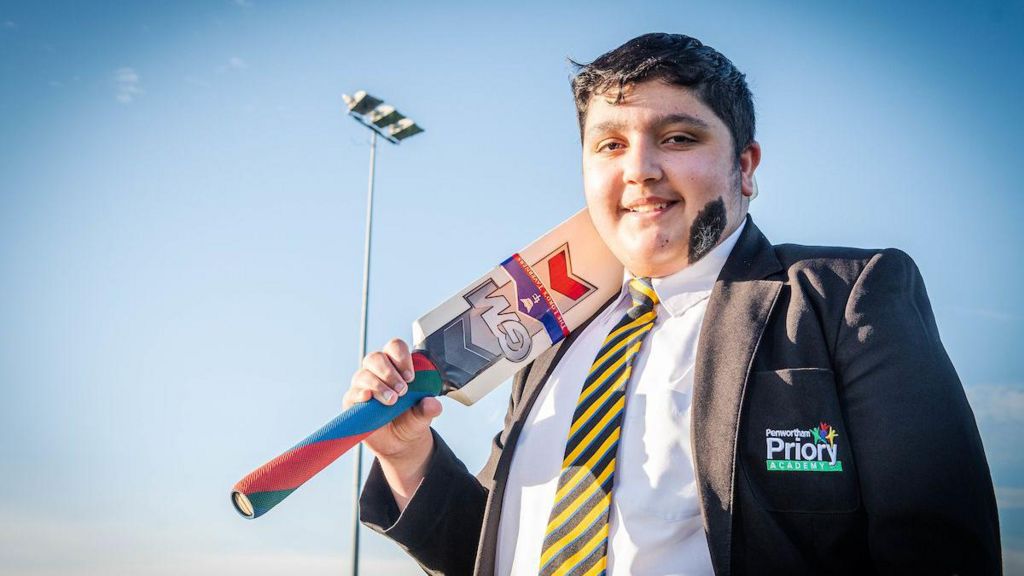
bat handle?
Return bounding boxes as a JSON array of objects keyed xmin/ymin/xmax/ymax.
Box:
[{"xmin": 231, "ymin": 351, "xmax": 444, "ymax": 519}]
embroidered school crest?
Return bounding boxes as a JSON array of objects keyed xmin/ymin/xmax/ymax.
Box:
[{"xmin": 765, "ymin": 422, "xmax": 843, "ymax": 472}]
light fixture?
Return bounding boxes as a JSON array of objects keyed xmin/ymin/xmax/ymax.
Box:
[
  {"xmin": 342, "ymin": 90, "xmax": 382, "ymax": 115},
  {"xmin": 343, "ymin": 90, "xmax": 424, "ymax": 145},
  {"xmin": 388, "ymin": 118, "xmax": 424, "ymax": 141}
]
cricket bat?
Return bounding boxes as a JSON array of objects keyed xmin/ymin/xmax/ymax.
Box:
[{"xmin": 231, "ymin": 208, "xmax": 622, "ymax": 519}]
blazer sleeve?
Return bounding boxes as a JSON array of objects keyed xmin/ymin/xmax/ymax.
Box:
[
  {"xmin": 833, "ymin": 248, "xmax": 1002, "ymax": 574},
  {"xmin": 359, "ymin": 363, "xmax": 533, "ymax": 575}
]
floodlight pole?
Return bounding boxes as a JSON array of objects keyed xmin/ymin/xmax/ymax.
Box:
[
  {"xmin": 344, "ymin": 90, "xmax": 422, "ymax": 576},
  {"xmin": 352, "ymin": 128, "xmax": 376, "ymax": 576}
]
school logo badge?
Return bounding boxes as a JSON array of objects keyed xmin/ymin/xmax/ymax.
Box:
[{"xmin": 765, "ymin": 422, "xmax": 843, "ymax": 472}]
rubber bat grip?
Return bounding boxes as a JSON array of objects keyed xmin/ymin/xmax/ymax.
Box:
[{"xmin": 231, "ymin": 352, "xmax": 443, "ymax": 519}]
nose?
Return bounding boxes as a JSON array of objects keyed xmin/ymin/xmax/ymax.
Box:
[{"xmin": 621, "ymin": 140, "xmax": 663, "ymax": 185}]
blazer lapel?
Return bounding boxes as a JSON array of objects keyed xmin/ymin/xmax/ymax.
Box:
[{"xmin": 692, "ymin": 216, "xmax": 783, "ymax": 576}]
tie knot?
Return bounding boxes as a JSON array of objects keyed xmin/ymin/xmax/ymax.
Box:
[{"xmin": 627, "ymin": 277, "xmax": 659, "ymax": 312}]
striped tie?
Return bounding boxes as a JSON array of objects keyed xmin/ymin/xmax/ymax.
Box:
[{"xmin": 538, "ymin": 277, "xmax": 659, "ymax": 576}]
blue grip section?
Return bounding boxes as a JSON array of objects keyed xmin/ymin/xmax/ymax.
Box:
[{"xmin": 288, "ymin": 390, "xmax": 437, "ymax": 452}]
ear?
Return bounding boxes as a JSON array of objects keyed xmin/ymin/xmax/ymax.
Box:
[{"xmin": 739, "ymin": 141, "xmax": 762, "ymax": 198}]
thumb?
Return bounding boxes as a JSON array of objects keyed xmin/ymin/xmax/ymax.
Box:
[
  {"xmin": 391, "ymin": 397, "xmax": 442, "ymax": 442},
  {"xmin": 412, "ymin": 397, "xmax": 443, "ymax": 423}
]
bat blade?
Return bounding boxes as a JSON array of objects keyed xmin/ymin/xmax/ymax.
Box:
[{"xmin": 414, "ymin": 208, "xmax": 622, "ymax": 405}]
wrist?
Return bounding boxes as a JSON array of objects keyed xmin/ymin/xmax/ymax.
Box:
[{"xmin": 377, "ymin": 432, "xmax": 434, "ymax": 510}]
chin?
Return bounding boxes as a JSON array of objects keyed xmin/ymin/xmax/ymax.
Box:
[{"xmin": 621, "ymin": 248, "xmax": 687, "ymax": 278}]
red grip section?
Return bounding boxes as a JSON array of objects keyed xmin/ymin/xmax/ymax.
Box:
[
  {"xmin": 234, "ymin": 431, "xmax": 373, "ymax": 494},
  {"xmin": 412, "ymin": 352, "xmax": 435, "ymax": 372}
]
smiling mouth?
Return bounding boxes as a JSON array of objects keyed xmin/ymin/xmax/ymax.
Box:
[{"xmin": 624, "ymin": 200, "xmax": 679, "ymax": 214}]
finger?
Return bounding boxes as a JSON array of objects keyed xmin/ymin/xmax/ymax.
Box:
[
  {"xmin": 383, "ymin": 338, "xmax": 415, "ymax": 384},
  {"xmin": 361, "ymin": 351, "xmax": 407, "ymax": 396},
  {"xmin": 350, "ymin": 369, "xmax": 400, "ymax": 406},
  {"xmin": 342, "ymin": 383, "xmax": 374, "ymax": 409}
]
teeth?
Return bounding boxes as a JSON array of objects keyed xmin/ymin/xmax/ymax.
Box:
[{"xmin": 629, "ymin": 203, "xmax": 669, "ymax": 213}]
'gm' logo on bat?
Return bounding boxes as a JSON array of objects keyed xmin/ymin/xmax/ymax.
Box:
[
  {"xmin": 465, "ymin": 285, "xmax": 532, "ymax": 362},
  {"xmin": 420, "ymin": 246, "xmax": 597, "ymax": 391},
  {"xmin": 765, "ymin": 422, "xmax": 843, "ymax": 472}
]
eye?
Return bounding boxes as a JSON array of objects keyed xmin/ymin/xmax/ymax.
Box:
[
  {"xmin": 664, "ymin": 134, "xmax": 696, "ymax": 145},
  {"xmin": 595, "ymin": 140, "xmax": 625, "ymax": 153}
]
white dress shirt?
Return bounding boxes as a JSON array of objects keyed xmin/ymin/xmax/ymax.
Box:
[{"xmin": 495, "ymin": 221, "xmax": 745, "ymax": 576}]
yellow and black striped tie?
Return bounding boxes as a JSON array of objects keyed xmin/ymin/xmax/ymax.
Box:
[{"xmin": 538, "ymin": 277, "xmax": 659, "ymax": 576}]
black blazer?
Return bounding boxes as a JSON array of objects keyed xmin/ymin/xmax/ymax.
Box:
[{"xmin": 361, "ymin": 217, "xmax": 1001, "ymax": 575}]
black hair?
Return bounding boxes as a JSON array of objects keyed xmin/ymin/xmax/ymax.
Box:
[{"xmin": 571, "ymin": 33, "xmax": 755, "ymax": 158}]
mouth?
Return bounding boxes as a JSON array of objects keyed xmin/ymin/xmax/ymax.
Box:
[{"xmin": 621, "ymin": 199, "xmax": 679, "ymax": 215}]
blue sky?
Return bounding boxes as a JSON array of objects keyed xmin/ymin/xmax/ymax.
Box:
[{"xmin": 1, "ymin": 1, "xmax": 1022, "ymax": 574}]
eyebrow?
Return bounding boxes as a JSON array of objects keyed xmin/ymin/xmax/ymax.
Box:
[{"xmin": 588, "ymin": 113, "xmax": 711, "ymax": 136}]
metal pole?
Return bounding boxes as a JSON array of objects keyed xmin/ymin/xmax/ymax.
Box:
[{"xmin": 352, "ymin": 129, "xmax": 377, "ymax": 576}]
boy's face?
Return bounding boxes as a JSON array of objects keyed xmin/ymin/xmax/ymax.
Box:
[{"xmin": 581, "ymin": 81, "xmax": 759, "ymax": 278}]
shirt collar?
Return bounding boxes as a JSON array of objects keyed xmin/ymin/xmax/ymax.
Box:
[{"xmin": 618, "ymin": 219, "xmax": 747, "ymax": 318}]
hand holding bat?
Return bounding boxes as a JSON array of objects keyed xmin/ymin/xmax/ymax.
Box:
[{"xmin": 345, "ymin": 339, "xmax": 441, "ymax": 508}]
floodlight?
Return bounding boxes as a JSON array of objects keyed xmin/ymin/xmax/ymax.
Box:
[
  {"xmin": 388, "ymin": 118, "xmax": 424, "ymax": 141},
  {"xmin": 343, "ymin": 90, "xmax": 382, "ymax": 115},
  {"xmin": 368, "ymin": 104, "xmax": 404, "ymax": 128}
]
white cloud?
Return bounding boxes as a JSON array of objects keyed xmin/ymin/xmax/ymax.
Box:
[
  {"xmin": 0, "ymin": 515, "xmax": 422, "ymax": 576},
  {"xmin": 114, "ymin": 67, "xmax": 144, "ymax": 104},
  {"xmin": 965, "ymin": 384, "xmax": 1024, "ymax": 424},
  {"xmin": 950, "ymin": 304, "xmax": 1018, "ymax": 321},
  {"xmin": 228, "ymin": 56, "xmax": 248, "ymax": 70},
  {"xmin": 995, "ymin": 486, "xmax": 1024, "ymax": 509},
  {"xmin": 1005, "ymin": 548, "xmax": 1024, "ymax": 576}
]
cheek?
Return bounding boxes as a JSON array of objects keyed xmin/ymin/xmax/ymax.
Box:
[
  {"xmin": 583, "ymin": 191, "xmax": 609, "ymax": 232},
  {"xmin": 671, "ymin": 148, "xmax": 728, "ymax": 183},
  {"xmin": 678, "ymin": 161, "xmax": 718, "ymax": 190},
  {"xmin": 583, "ymin": 174, "xmax": 621, "ymax": 217}
]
